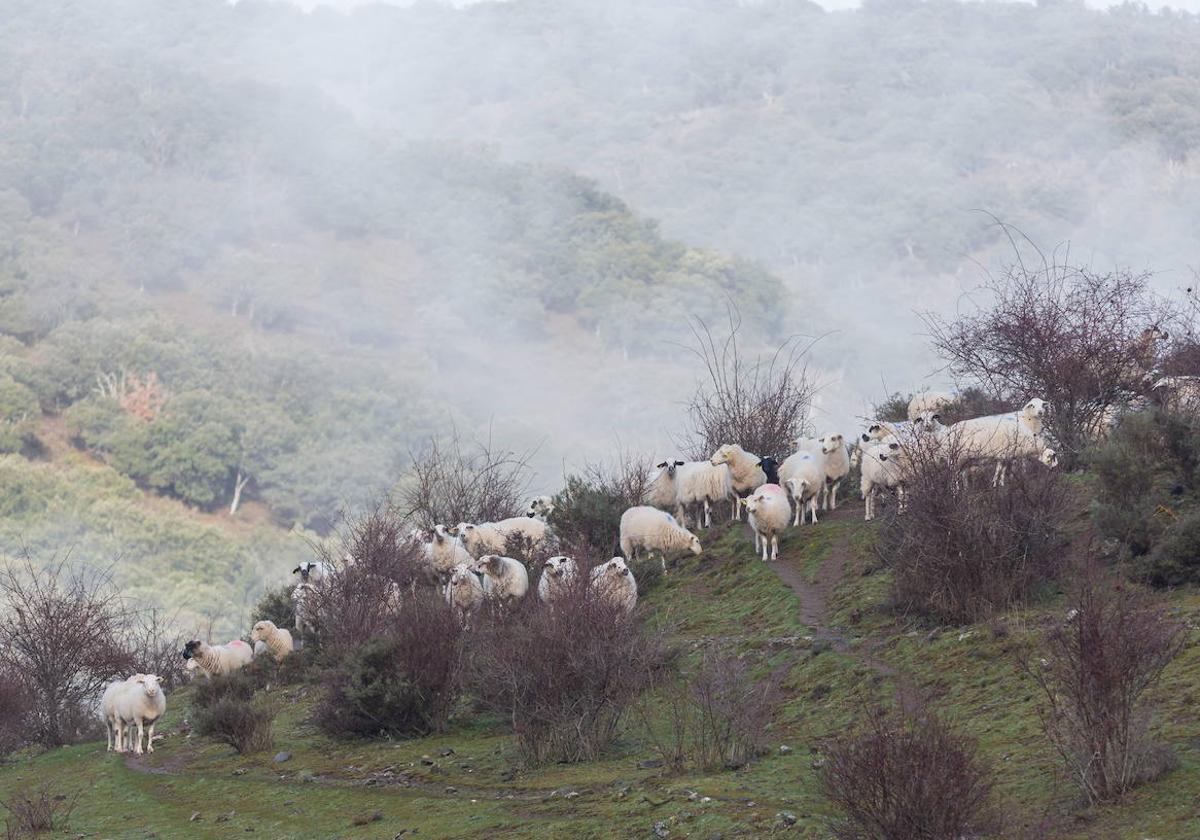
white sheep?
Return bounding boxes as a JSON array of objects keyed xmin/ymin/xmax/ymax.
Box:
[
  {"xmin": 743, "ymin": 484, "xmax": 792, "ymax": 561},
  {"xmin": 474, "ymin": 554, "xmax": 530, "ymax": 602},
  {"xmin": 100, "ymin": 678, "xmax": 132, "ymax": 752},
  {"xmin": 644, "ymin": 459, "xmax": 686, "ymax": 510},
  {"xmin": 104, "ymin": 674, "xmax": 166, "ymax": 755},
  {"xmin": 181, "ymin": 638, "xmax": 254, "ymax": 678},
  {"xmin": 444, "ymin": 563, "xmax": 485, "ymax": 624},
  {"xmin": 429, "ymin": 524, "xmax": 473, "ymax": 579},
  {"xmin": 537, "ymin": 555, "xmax": 578, "ymax": 604},
  {"xmin": 292, "ymin": 561, "xmax": 332, "ymax": 586},
  {"xmin": 860, "ymin": 438, "xmax": 907, "ymax": 521},
  {"xmin": 908, "ymin": 391, "xmax": 955, "ymax": 422},
  {"xmin": 292, "ymin": 582, "xmax": 317, "ymax": 639},
  {"xmin": 779, "ymin": 451, "xmax": 824, "ymax": 525},
  {"xmin": 526, "ymin": 495, "xmax": 556, "ymax": 521},
  {"xmin": 619, "ymin": 505, "xmax": 703, "ymax": 573},
  {"xmin": 795, "ymin": 433, "xmax": 851, "ymax": 510},
  {"xmin": 250, "ymin": 620, "xmax": 293, "ymax": 662},
  {"xmin": 673, "ymin": 460, "xmax": 733, "ymax": 528},
  {"xmin": 456, "ymin": 517, "xmax": 552, "ymax": 558},
  {"xmin": 946, "ymin": 398, "xmax": 1050, "ymax": 486},
  {"xmin": 589, "ymin": 557, "xmax": 638, "ymax": 613},
  {"xmin": 710, "ymin": 444, "xmax": 768, "ymax": 520}
]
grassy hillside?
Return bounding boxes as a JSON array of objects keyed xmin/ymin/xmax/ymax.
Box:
[{"xmin": 4, "ymin": 498, "xmax": 1199, "ymax": 838}]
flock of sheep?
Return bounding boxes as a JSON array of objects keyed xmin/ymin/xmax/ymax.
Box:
[{"xmin": 95, "ymin": 390, "xmax": 1062, "ymax": 755}]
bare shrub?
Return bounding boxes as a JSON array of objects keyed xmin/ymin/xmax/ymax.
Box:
[
  {"xmin": 938, "ymin": 385, "xmax": 1013, "ymax": 426},
  {"xmin": 309, "ymin": 504, "xmax": 430, "ymax": 649},
  {"xmin": 469, "ymin": 580, "xmax": 666, "ymax": 765},
  {"xmin": 640, "ymin": 651, "xmax": 782, "ymax": 772},
  {"xmin": 925, "ymin": 259, "xmax": 1170, "ymax": 465},
  {"xmin": 817, "ymin": 706, "xmax": 999, "ymax": 840},
  {"xmin": 680, "ymin": 308, "xmax": 815, "ymax": 461},
  {"xmin": 400, "ymin": 427, "xmax": 534, "ymax": 529},
  {"xmin": 0, "ymin": 664, "xmax": 31, "ymax": 758},
  {"xmin": 1, "ymin": 783, "xmax": 79, "ymax": 839},
  {"xmin": 877, "ymin": 438, "xmax": 1069, "ymax": 623},
  {"xmin": 191, "ymin": 673, "xmax": 276, "ymax": 754},
  {"xmin": 551, "ymin": 451, "xmax": 653, "ymax": 557},
  {"xmin": 0, "ymin": 555, "xmax": 133, "ymax": 747},
  {"xmin": 1019, "ymin": 566, "xmax": 1187, "ymax": 804},
  {"xmin": 316, "ymin": 591, "xmax": 465, "ymax": 738},
  {"xmin": 124, "ymin": 607, "xmax": 188, "ymax": 691}
]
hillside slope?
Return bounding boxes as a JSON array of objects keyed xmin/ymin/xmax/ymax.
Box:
[{"xmin": 4, "ymin": 498, "xmax": 1198, "ymax": 839}]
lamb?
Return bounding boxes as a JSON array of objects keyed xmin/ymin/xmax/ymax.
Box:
[
  {"xmin": 908, "ymin": 391, "xmax": 955, "ymax": 423},
  {"xmin": 795, "ymin": 433, "xmax": 851, "ymax": 510},
  {"xmin": 250, "ymin": 620, "xmax": 293, "ymax": 662},
  {"xmin": 104, "ymin": 674, "xmax": 166, "ymax": 755},
  {"xmin": 589, "ymin": 557, "xmax": 638, "ymax": 614},
  {"xmin": 292, "ymin": 561, "xmax": 332, "ymax": 586},
  {"xmin": 537, "ymin": 555, "xmax": 578, "ymax": 604},
  {"xmin": 292, "ymin": 582, "xmax": 317, "ymax": 639},
  {"xmin": 619, "ymin": 505, "xmax": 702, "ymax": 573},
  {"xmin": 456, "ymin": 517, "xmax": 552, "ymax": 558},
  {"xmin": 181, "ymin": 638, "xmax": 254, "ymax": 678},
  {"xmin": 778, "ymin": 451, "xmax": 825, "ymax": 525},
  {"xmin": 474, "ymin": 554, "xmax": 530, "ymax": 602},
  {"xmin": 710, "ymin": 444, "xmax": 768, "ymax": 520},
  {"xmin": 644, "ymin": 459, "xmax": 686, "ymax": 510},
  {"xmin": 429, "ymin": 524, "xmax": 473, "ymax": 579},
  {"xmin": 743, "ymin": 484, "xmax": 792, "ymax": 561},
  {"xmin": 945, "ymin": 398, "xmax": 1050, "ymax": 486},
  {"xmin": 860, "ymin": 438, "xmax": 907, "ymax": 521},
  {"xmin": 444, "ymin": 563, "xmax": 485, "ymax": 624},
  {"xmin": 526, "ymin": 495, "xmax": 556, "ymax": 521},
  {"xmin": 673, "ymin": 460, "xmax": 733, "ymax": 528}
]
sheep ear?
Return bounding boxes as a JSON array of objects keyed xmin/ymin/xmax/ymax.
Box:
[
  {"xmin": 291, "ymin": 566, "xmax": 300, "ymax": 574},
  {"xmin": 656, "ymin": 461, "xmax": 668, "ymax": 469},
  {"xmin": 674, "ymin": 460, "xmax": 685, "ymax": 466}
]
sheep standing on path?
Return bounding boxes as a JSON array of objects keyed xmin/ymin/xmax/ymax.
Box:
[
  {"xmin": 474, "ymin": 555, "xmax": 530, "ymax": 602},
  {"xmin": 538, "ymin": 555, "xmax": 578, "ymax": 604},
  {"xmin": 181, "ymin": 639, "xmax": 253, "ymax": 678},
  {"xmin": 589, "ymin": 557, "xmax": 638, "ymax": 613},
  {"xmin": 250, "ymin": 620, "xmax": 294, "ymax": 661},
  {"xmin": 710, "ymin": 444, "xmax": 768, "ymax": 520},
  {"xmin": 860, "ymin": 439, "xmax": 907, "ymax": 521},
  {"xmin": 103, "ymin": 674, "xmax": 166, "ymax": 755},
  {"xmin": 796, "ymin": 434, "xmax": 851, "ymax": 510},
  {"xmin": 619, "ymin": 505, "xmax": 702, "ymax": 573},
  {"xmin": 743, "ymin": 484, "xmax": 792, "ymax": 562},
  {"xmin": 779, "ymin": 451, "xmax": 824, "ymax": 525},
  {"xmin": 673, "ymin": 460, "xmax": 733, "ymax": 529}
]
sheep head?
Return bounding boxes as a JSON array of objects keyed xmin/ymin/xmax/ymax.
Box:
[
  {"xmin": 132, "ymin": 674, "xmax": 162, "ymax": 698},
  {"xmin": 709, "ymin": 444, "xmax": 738, "ymax": 466},
  {"xmin": 1022, "ymin": 398, "xmax": 1047, "ymax": 420},
  {"xmin": 544, "ymin": 556, "xmax": 572, "ymax": 578},
  {"xmin": 181, "ymin": 640, "xmax": 203, "ymax": 660},
  {"xmin": 251, "ymin": 621, "xmax": 276, "ymax": 642},
  {"xmin": 688, "ymin": 534, "xmax": 702, "ymax": 555},
  {"xmin": 820, "ymin": 434, "xmax": 844, "ymax": 455}
]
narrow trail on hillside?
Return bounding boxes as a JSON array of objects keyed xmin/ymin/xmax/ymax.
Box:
[{"xmin": 763, "ymin": 504, "xmax": 922, "ymax": 715}]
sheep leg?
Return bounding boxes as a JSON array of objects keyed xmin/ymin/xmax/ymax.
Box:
[
  {"xmin": 731, "ymin": 497, "xmax": 739, "ymax": 521},
  {"xmin": 791, "ymin": 496, "xmax": 801, "ymax": 527},
  {"xmin": 114, "ymin": 719, "xmax": 126, "ymax": 753},
  {"xmin": 771, "ymin": 534, "xmax": 779, "ymax": 561},
  {"xmin": 146, "ymin": 721, "xmax": 156, "ymax": 753},
  {"xmin": 864, "ymin": 489, "xmax": 873, "ymax": 522},
  {"xmin": 992, "ymin": 460, "xmax": 1004, "ymax": 487},
  {"xmin": 105, "ymin": 720, "xmax": 113, "ymax": 752},
  {"xmin": 759, "ymin": 534, "xmax": 768, "ymax": 562},
  {"xmin": 830, "ymin": 480, "xmax": 841, "ymax": 510},
  {"xmin": 134, "ymin": 720, "xmax": 145, "ymax": 755},
  {"xmin": 809, "ymin": 497, "xmax": 819, "ymax": 525}
]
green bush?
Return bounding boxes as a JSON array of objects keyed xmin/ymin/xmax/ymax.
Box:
[
  {"xmin": 1140, "ymin": 510, "xmax": 1200, "ymax": 587},
  {"xmin": 316, "ymin": 596, "xmax": 464, "ymax": 739},
  {"xmin": 191, "ymin": 672, "xmax": 275, "ymax": 754},
  {"xmin": 251, "ymin": 586, "xmax": 295, "ymax": 630}
]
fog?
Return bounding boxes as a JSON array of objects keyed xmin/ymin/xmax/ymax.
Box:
[{"xmin": 7, "ymin": 0, "xmax": 1200, "ymax": 499}]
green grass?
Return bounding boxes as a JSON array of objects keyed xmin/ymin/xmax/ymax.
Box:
[{"xmin": 5, "ymin": 503, "xmax": 1200, "ymax": 838}]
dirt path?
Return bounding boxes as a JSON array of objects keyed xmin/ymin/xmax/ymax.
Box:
[{"xmin": 766, "ymin": 504, "xmax": 922, "ymax": 714}]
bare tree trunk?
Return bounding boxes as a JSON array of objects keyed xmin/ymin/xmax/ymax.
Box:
[{"xmin": 230, "ymin": 471, "xmax": 249, "ymax": 516}]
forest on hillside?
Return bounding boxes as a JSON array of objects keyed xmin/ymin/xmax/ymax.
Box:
[{"xmin": 2, "ymin": 0, "xmax": 1199, "ymax": 632}]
